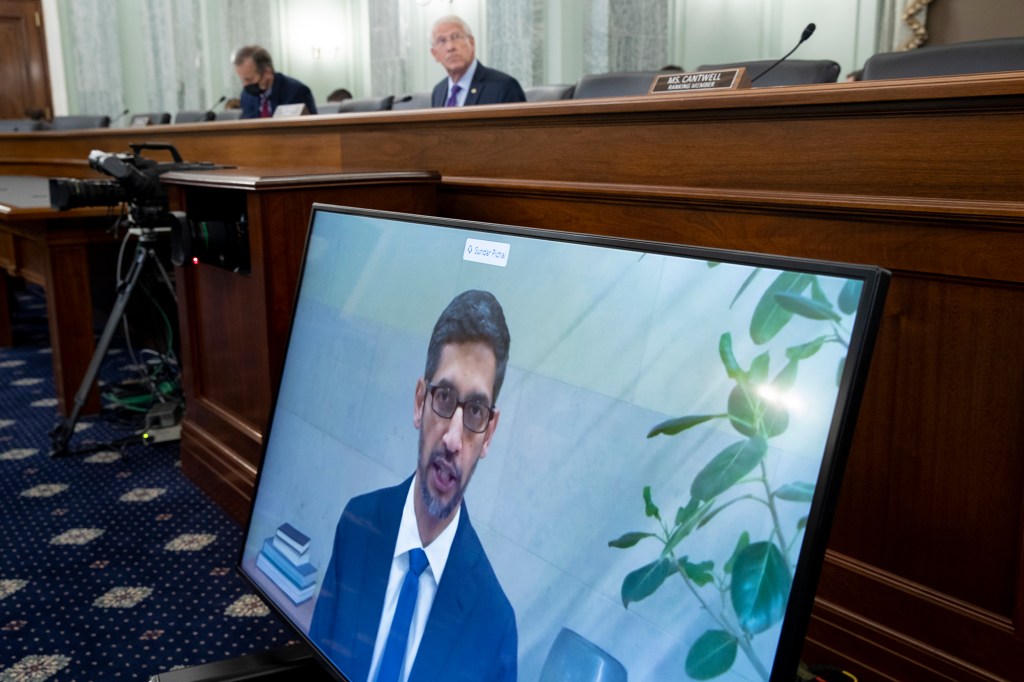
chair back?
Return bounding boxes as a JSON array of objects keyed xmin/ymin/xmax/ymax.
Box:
[
  {"xmin": 130, "ymin": 112, "xmax": 172, "ymax": 126},
  {"xmin": 174, "ymin": 110, "xmax": 215, "ymax": 124},
  {"xmin": 0, "ymin": 119, "xmax": 43, "ymax": 132},
  {"xmin": 696, "ymin": 59, "xmax": 840, "ymax": 87},
  {"xmin": 862, "ymin": 37, "xmax": 1024, "ymax": 80},
  {"xmin": 571, "ymin": 71, "xmax": 670, "ymax": 99},
  {"xmin": 316, "ymin": 102, "xmax": 343, "ymax": 114},
  {"xmin": 215, "ymin": 110, "xmax": 242, "ymax": 121},
  {"xmin": 337, "ymin": 95, "xmax": 394, "ymax": 113},
  {"xmin": 49, "ymin": 115, "xmax": 112, "ymax": 130},
  {"xmin": 525, "ymin": 84, "xmax": 575, "ymax": 102},
  {"xmin": 392, "ymin": 92, "xmax": 432, "ymax": 110}
]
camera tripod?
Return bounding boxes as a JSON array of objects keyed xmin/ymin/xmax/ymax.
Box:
[{"xmin": 49, "ymin": 227, "xmax": 180, "ymax": 457}]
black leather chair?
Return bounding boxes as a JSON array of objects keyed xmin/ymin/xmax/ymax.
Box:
[
  {"xmin": 572, "ymin": 70, "xmax": 677, "ymax": 99},
  {"xmin": 392, "ymin": 92, "xmax": 432, "ymax": 110},
  {"xmin": 0, "ymin": 119, "xmax": 43, "ymax": 132},
  {"xmin": 861, "ymin": 37, "xmax": 1024, "ymax": 80},
  {"xmin": 216, "ymin": 110, "xmax": 242, "ymax": 121},
  {"xmin": 336, "ymin": 95, "xmax": 394, "ymax": 113},
  {"xmin": 174, "ymin": 110, "xmax": 215, "ymax": 123},
  {"xmin": 695, "ymin": 59, "xmax": 841, "ymax": 87},
  {"xmin": 525, "ymin": 84, "xmax": 575, "ymax": 102},
  {"xmin": 130, "ymin": 112, "xmax": 172, "ymax": 125},
  {"xmin": 316, "ymin": 102, "xmax": 343, "ymax": 114},
  {"xmin": 47, "ymin": 115, "xmax": 111, "ymax": 130}
]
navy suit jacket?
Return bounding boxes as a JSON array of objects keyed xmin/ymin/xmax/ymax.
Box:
[
  {"xmin": 431, "ymin": 62, "xmax": 526, "ymax": 108},
  {"xmin": 308, "ymin": 477, "xmax": 517, "ymax": 681},
  {"xmin": 240, "ymin": 72, "xmax": 318, "ymax": 119}
]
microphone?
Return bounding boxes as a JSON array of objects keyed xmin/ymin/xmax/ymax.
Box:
[
  {"xmin": 110, "ymin": 108, "xmax": 130, "ymax": 126},
  {"xmin": 202, "ymin": 95, "xmax": 227, "ymax": 119},
  {"xmin": 394, "ymin": 95, "xmax": 413, "ymax": 104},
  {"xmin": 750, "ymin": 23, "xmax": 816, "ymax": 84}
]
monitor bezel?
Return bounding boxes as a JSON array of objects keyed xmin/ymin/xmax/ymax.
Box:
[{"xmin": 235, "ymin": 203, "xmax": 890, "ymax": 682}]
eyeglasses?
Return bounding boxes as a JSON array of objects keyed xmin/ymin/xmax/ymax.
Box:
[
  {"xmin": 433, "ymin": 32, "xmax": 468, "ymax": 48},
  {"xmin": 426, "ymin": 383, "xmax": 494, "ymax": 433}
]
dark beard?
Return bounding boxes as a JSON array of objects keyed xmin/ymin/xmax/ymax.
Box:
[{"xmin": 419, "ymin": 442, "xmax": 464, "ymax": 520}]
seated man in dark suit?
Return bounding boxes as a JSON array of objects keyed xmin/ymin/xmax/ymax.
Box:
[
  {"xmin": 309, "ymin": 290, "xmax": 517, "ymax": 682},
  {"xmin": 429, "ymin": 16, "xmax": 526, "ymax": 108},
  {"xmin": 233, "ymin": 45, "xmax": 318, "ymax": 118}
]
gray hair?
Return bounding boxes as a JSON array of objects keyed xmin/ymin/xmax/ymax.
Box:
[{"xmin": 431, "ymin": 15, "xmax": 473, "ymax": 41}]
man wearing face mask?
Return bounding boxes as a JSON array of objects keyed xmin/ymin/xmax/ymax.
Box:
[{"xmin": 233, "ymin": 45, "xmax": 317, "ymax": 119}]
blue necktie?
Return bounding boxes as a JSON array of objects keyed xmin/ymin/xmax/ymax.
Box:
[
  {"xmin": 445, "ymin": 84, "xmax": 462, "ymax": 107},
  {"xmin": 377, "ymin": 548, "xmax": 428, "ymax": 682}
]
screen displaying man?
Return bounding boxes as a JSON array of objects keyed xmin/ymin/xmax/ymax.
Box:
[
  {"xmin": 430, "ymin": 15, "xmax": 526, "ymax": 108},
  {"xmin": 233, "ymin": 45, "xmax": 318, "ymax": 118},
  {"xmin": 309, "ymin": 290, "xmax": 517, "ymax": 682}
]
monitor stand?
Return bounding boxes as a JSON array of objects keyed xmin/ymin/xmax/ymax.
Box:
[{"xmin": 149, "ymin": 643, "xmax": 333, "ymax": 681}]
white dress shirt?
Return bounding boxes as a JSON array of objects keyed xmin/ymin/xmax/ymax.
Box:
[
  {"xmin": 367, "ymin": 478, "xmax": 461, "ymax": 682},
  {"xmin": 446, "ymin": 59, "xmax": 479, "ymax": 107}
]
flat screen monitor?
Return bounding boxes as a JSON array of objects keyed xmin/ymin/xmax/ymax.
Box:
[{"xmin": 238, "ymin": 204, "xmax": 889, "ymax": 682}]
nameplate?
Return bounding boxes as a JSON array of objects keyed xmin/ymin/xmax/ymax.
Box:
[
  {"xmin": 273, "ymin": 103, "xmax": 309, "ymax": 118},
  {"xmin": 649, "ymin": 68, "xmax": 751, "ymax": 94}
]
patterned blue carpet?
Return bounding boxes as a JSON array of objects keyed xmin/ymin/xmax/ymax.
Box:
[{"xmin": 0, "ymin": 286, "xmax": 297, "ymax": 680}]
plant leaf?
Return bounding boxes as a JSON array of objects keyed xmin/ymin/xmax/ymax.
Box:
[
  {"xmin": 719, "ymin": 333, "xmax": 743, "ymax": 380},
  {"xmin": 774, "ymin": 292, "xmax": 841, "ymax": 322},
  {"xmin": 772, "ymin": 359, "xmax": 799, "ymax": 391},
  {"xmin": 608, "ymin": 531, "xmax": 656, "ymax": 549},
  {"xmin": 730, "ymin": 542, "xmax": 791, "ymax": 635},
  {"xmin": 665, "ymin": 498, "xmax": 708, "ymax": 554},
  {"xmin": 621, "ymin": 557, "xmax": 677, "ymax": 607},
  {"xmin": 811, "ymin": 275, "xmax": 830, "ymax": 305},
  {"xmin": 786, "ymin": 335, "xmax": 828, "ymax": 361},
  {"xmin": 675, "ymin": 497, "xmax": 701, "ymax": 527},
  {"xmin": 691, "ymin": 438, "xmax": 767, "ymax": 502},
  {"xmin": 730, "ymin": 268, "xmax": 761, "ymax": 309},
  {"xmin": 643, "ymin": 486, "xmax": 660, "ymax": 520},
  {"xmin": 797, "ymin": 516, "xmax": 808, "ymax": 530},
  {"xmin": 680, "ymin": 558, "xmax": 716, "ymax": 587},
  {"xmin": 835, "ymin": 356, "xmax": 846, "ymax": 387},
  {"xmin": 685, "ymin": 630, "xmax": 738, "ymax": 680},
  {"xmin": 727, "ymin": 384, "xmax": 789, "ymax": 439},
  {"xmin": 724, "ymin": 531, "xmax": 751, "ymax": 574},
  {"xmin": 774, "ymin": 481, "xmax": 815, "ymax": 502},
  {"xmin": 647, "ymin": 414, "xmax": 719, "ymax": 438},
  {"xmin": 838, "ymin": 278, "xmax": 863, "ymax": 315},
  {"xmin": 749, "ymin": 351, "xmax": 770, "ymax": 384},
  {"xmin": 750, "ymin": 272, "xmax": 812, "ymax": 344}
]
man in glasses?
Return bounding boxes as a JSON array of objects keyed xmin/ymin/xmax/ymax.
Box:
[
  {"xmin": 233, "ymin": 45, "xmax": 317, "ymax": 118},
  {"xmin": 310, "ymin": 290, "xmax": 517, "ymax": 682},
  {"xmin": 429, "ymin": 15, "xmax": 526, "ymax": 108}
]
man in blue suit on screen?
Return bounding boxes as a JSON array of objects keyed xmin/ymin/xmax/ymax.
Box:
[
  {"xmin": 430, "ymin": 16, "xmax": 526, "ymax": 108},
  {"xmin": 309, "ymin": 290, "xmax": 517, "ymax": 682}
]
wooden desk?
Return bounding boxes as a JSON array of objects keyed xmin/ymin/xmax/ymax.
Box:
[
  {"xmin": 0, "ymin": 175, "xmax": 117, "ymax": 415},
  {"xmin": 3, "ymin": 75, "xmax": 1024, "ymax": 681},
  {"xmin": 160, "ymin": 169, "xmax": 439, "ymax": 523}
]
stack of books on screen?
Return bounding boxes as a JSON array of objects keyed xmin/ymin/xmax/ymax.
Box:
[{"xmin": 255, "ymin": 522, "xmax": 318, "ymax": 604}]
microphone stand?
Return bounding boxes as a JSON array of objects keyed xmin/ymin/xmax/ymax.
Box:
[{"xmin": 751, "ymin": 23, "xmax": 816, "ymax": 84}]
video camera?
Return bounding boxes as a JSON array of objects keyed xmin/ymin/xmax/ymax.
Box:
[
  {"xmin": 49, "ymin": 143, "xmax": 247, "ymax": 271},
  {"xmin": 50, "ymin": 142, "xmax": 212, "ymax": 219}
]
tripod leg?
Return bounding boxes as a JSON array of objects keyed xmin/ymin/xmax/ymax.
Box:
[
  {"xmin": 147, "ymin": 247, "xmax": 178, "ymax": 304},
  {"xmin": 49, "ymin": 244, "xmax": 149, "ymax": 457}
]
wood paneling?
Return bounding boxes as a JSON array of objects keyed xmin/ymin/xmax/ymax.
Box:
[{"xmin": 4, "ymin": 74, "xmax": 1023, "ymax": 681}]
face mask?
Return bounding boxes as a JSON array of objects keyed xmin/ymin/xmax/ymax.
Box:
[{"xmin": 244, "ymin": 83, "xmax": 263, "ymax": 97}]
